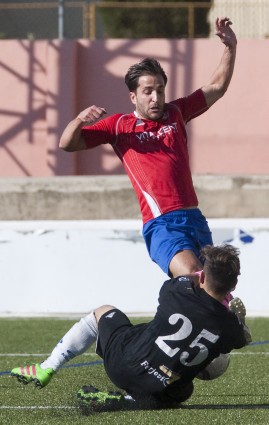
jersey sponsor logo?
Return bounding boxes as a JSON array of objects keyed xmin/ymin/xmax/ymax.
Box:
[
  {"xmin": 159, "ymin": 364, "xmax": 181, "ymax": 385},
  {"xmin": 140, "ymin": 360, "xmax": 179, "ymax": 387},
  {"xmin": 135, "ymin": 123, "xmax": 178, "ymax": 143}
]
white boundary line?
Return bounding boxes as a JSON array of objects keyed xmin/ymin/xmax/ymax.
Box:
[
  {"xmin": 231, "ymin": 352, "xmax": 269, "ymax": 355},
  {"xmin": 0, "ymin": 406, "xmax": 76, "ymax": 409},
  {"xmin": 0, "ymin": 312, "xmax": 156, "ymax": 318},
  {"xmin": 0, "ymin": 353, "xmax": 97, "ymax": 357},
  {"xmin": 0, "ymin": 351, "xmax": 267, "ymax": 358}
]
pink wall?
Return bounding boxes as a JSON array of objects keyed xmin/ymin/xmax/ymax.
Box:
[{"xmin": 0, "ymin": 38, "xmax": 268, "ymax": 176}]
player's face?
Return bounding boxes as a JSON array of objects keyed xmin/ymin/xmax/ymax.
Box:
[{"xmin": 129, "ymin": 74, "xmax": 166, "ymax": 121}]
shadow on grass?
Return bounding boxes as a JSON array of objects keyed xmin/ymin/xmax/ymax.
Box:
[
  {"xmin": 78, "ymin": 402, "xmax": 269, "ymax": 415},
  {"xmin": 181, "ymin": 404, "xmax": 269, "ymax": 410}
]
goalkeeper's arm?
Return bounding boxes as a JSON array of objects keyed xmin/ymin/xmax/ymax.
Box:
[{"xmin": 229, "ymin": 297, "xmax": 252, "ymax": 345}]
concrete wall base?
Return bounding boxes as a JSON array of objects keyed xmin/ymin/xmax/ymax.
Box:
[{"xmin": 0, "ymin": 175, "xmax": 268, "ymax": 220}]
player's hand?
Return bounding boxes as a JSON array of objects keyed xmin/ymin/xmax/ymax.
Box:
[
  {"xmin": 77, "ymin": 105, "xmax": 107, "ymax": 123},
  {"xmin": 215, "ymin": 17, "xmax": 237, "ymax": 48}
]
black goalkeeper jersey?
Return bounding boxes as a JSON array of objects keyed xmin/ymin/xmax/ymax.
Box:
[{"xmin": 101, "ymin": 277, "xmax": 247, "ymax": 395}]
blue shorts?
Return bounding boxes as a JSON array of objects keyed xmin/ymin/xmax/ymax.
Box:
[{"xmin": 142, "ymin": 208, "xmax": 213, "ymax": 276}]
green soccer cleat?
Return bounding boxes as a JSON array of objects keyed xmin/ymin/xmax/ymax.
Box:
[
  {"xmin": 77, "ymin": 385, "xmax": 124, "ymax": 405},
  {"xmin": 77, "ymin": 385, "xmax": 134, "ymax": 412},
  {"xmin": 10, "ymin": 363, "xmax": 54, "ymax": 388}
]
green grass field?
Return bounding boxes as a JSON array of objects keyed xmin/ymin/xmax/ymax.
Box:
[{"xmin": 0, "ymin": 317, "xmax": 268, "ymax": 425}]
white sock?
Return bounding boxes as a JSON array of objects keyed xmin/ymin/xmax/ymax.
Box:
[{"xmin": 41, "ymin": 312, "xmax": 98, "ymax": 372}]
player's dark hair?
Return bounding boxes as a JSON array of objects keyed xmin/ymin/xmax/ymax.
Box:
[
  {"xmin": 201, "ymin": 244, "xmax": 240, "ymax": 295},
  {"xmin": 125, "ymin": 57, "xmax": 168, "ymax": 92}
]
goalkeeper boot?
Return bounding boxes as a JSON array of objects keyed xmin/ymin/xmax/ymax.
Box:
[
  {"xmin": 77, "ymin": 385, "xmax": 134, "ymax": 411},
  {"xmin": 11, "ymin": 363, "xmax": 54, "ymax": 388}
]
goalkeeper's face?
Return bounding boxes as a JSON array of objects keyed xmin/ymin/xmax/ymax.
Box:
[{"xmin": 129, "ymin": 74, "xmax": 166, "ymax": 121}]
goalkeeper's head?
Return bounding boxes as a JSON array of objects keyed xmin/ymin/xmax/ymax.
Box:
[{"xmin": 200, "ymin": 244, "xmax": 240, "ymax": 297}]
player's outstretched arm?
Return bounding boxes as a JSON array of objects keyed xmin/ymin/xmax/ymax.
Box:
[
  {"xmin": 59, "ymin": 105, "xmax": 107, "ymax": 152},
  {"xmin": 201, "ymin": 17, "xmax": 237, "ymax": 108}
]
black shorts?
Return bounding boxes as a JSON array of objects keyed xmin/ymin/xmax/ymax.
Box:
[
  {"xmin": 96, "ymin": 308, "xmax": 133, "ymax": 359},
  {"xmin": 96, "ymin": 308, "xmax": 141, "ymax": 392}
]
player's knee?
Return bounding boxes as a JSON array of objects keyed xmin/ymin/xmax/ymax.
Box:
[
  {"xmin": 169, "ymin": 250, "xmax": 202, "ymax": 277},
  {"xmin": 94, "ymin": 304, "xmax": 116, "ymax": 322}
]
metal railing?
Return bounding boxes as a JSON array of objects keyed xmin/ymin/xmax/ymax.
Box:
[
  {"xmin": 88, "ymin": 1, "xmax": 211, "ymax": 39},
  {"xmin": 1, "ymin": 1, "xmax": 269, "ymax": 40},
  {"xmin": 0, "ymin": 1, "xmax": 211, "ymax": 39}
]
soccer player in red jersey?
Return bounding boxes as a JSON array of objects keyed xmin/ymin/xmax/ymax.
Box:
[{"xmin": 59, "ymin": 17, "xmax": 237, "ymax": 280}]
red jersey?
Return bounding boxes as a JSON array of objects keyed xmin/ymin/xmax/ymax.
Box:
[{"xmin": 82, "ymin": 89, "xmax": 208, "ymax": 224}]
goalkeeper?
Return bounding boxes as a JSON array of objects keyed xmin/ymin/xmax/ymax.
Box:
[{"xmin": 11, "ymin": 245, "xmax": 251, "ymax": 409}]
